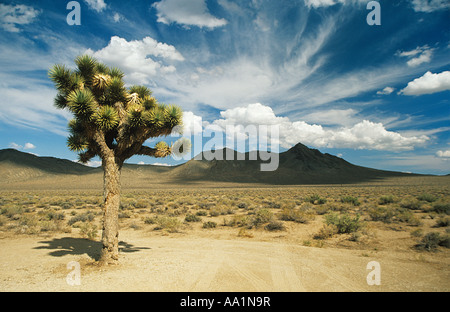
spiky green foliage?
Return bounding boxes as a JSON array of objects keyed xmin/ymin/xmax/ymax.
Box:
[
  {"xmin": 94, "ymin": 106, "xmax": 120, "ymax": 131},
  {"xmin": 67, "ymin": 89, "xmax": 97, "ymax": 120},
  {"xmin": 67, "ymin": 134, "xmax": 88, "ymax": 152},
  {"xmin": 48, "ymin": 55, "xmax": 185, "ymax": 165}
]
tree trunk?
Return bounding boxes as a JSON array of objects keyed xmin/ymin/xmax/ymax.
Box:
[{"xmin": 99, "ymin": 155, "xmax": 122, "ymax": 264}]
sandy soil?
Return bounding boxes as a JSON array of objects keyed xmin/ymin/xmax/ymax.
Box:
[{"xmin": 0, "ymin": 227, "xmax": 448, "ymax": 292}]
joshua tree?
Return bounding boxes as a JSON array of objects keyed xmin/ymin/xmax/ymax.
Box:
[{"xmin": 49, "ymin": 55, "xmax": 187, "ymax": 264}]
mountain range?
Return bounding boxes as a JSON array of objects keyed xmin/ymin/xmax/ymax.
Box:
[{"xmin": 0, "ymin": 143, "xmax": 417, "ymax": 187}]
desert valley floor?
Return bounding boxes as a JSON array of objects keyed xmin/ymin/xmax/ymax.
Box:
[{"xmin": 0, "ymin": 174, "xmax": 449, "ymax": 292}]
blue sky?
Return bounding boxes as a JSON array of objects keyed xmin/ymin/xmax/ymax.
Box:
[{"xmin": 0, "ymin": 0, "xmax": 449, "ymax": 174}]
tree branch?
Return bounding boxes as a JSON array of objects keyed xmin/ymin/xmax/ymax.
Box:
[
  {"xmin": 136, "ymin": 145, "xmax": 171, "ymax": 158},
  {"xmin": 78, "ymin": 147, "xmax": 97, "ymax": 164},
  {"xmin": 93, "ymin": 130, "xmax": 112, "ymax": 159},
  {"xmin": 136, "ymin": 145, "xmax": 158, "ymax": 157}
]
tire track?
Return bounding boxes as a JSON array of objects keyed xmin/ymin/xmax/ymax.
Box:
[
  {"xmin": 269, "ymin": 243, "xmax": 306, "ymax": 291},
  {"xmin": 189, "ymin": 240, "xmax": 226, "ymax": 291}
]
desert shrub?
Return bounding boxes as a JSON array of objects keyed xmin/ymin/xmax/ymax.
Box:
[
  {"xmin": 305, "ymin": 194, "xmax": 327, "ymax": 205},
  {"xmin": 278, "ymin": 208, "xmax": 314, "ymax": 223},
  {"xmin": 79, "ymin": 222, "xmax": 98, "ymax": 240},
  {"xmin": 144, "ymin": 216, "xmax": 156, "ymax": 224},
  {"xmin": 133, "ymin": 200, "xmax": 149, "ymax": 209},
  {"xmin": 400, "ymin": 199, "xmax": 422, "ymax": 210},
  {"xmin": 40, "ymin": 219, "xmax": 71, "ymax": 233},
  {"xmin": 250, "ymin": 209, "xmax": 273, "ymax": 228},
  {"xmin": 19, "ymin": 214, "xmax": 39, "ymax": 228},
  {"xmin": 118, "ymin": 211, "xmax": 131, "ymax": 218},
  {"xmin": 209, "ymin": 210, "xmax": 220, "ymax": 217},
  {"xmin": 315, "ymin": 205, "xmax": 331, "ymax": 215},
  {"xmin": 431, "ymin": 202, "xmax": 450, "ymax": 215},
  {"xmin": 129, "ymin": 222, "xmax": 141, "ymax": 230},
  {"xmin": 368, "ymin": 206, "xmax": 395, "ymax": 223},
  {"xmin": 237, "ymin": 228, "xmax": 253, "ymax": 238},
  {"xmin": 264, "ymin": 220, "xmax": 285, "ymax": 231},
  {"xmin": 396, "ymin": 209, "xmax": 422, "ymax": 226},
  {"xmin": 348, "ymin": 231, "xmax": 362, "ymax": 242},
  {"xmin": 68, "ymin": 212, "xmax": 95, "ymax": 226},
  {"xmin": 378, "ymin": 195, "xmax": 395, "ymax": 205},
  {"xmin": 46, "ymin": 211, "xmax": 65, "ymax": 221},
  {"xmin": 264, "ymin": 201, "xmax": 281, "ymax": 209},
  {"xmin": 202, "ymin": 221, "xmax": 217, "ymax": 229},
  {"xmin": 439, "ymin": 235, "xmax": 450, "ymax": 249},
  {"xmin": 185, "ymin": 214, "xmax": 201, "ymax": 222},
  {"xmin": 410, "ymin": 228, "xmax": 423, "ymax": 238},
  {"xmin": 314, "ymin": 224, "xmax": 338, "ymax": 240},
  {"xmin": 417, "ymin": 193, "xmax": 437, "ymax": 203},
  {"xmin": 14, "ymin": 215, "xmax": 40, "ymax": 234},
  {"xmin": 1, "ymin": 205, "xmax": 23, "ymax": 219},
  {"xmin": 415, "ymin": 232, "xmax": 449, "ymax": 251},
  {"xmin": 237, "ymin": 202, "xmax": 248, "ymax": 209},
  {"xmin": 225, "ymin": 215, "xmax": 250, "ymax": 227},
  {"xmin": 209, "ymin": 205, "xmax": 235, "ymax": 216},
  {"xmin": 196, "ymin": 211, "xmax": 208, "ymax": 216},
  {"xmin": 0, "ymin": 215, "xmax": 7, "ymax": 226},
  {"xmin": 153, "ymin": 216, "xmax": 182, "ymax": 233},
  {"xmin": 340, "ymin": 196, "xmax": 360, "ymax": 206},
  {"xmin": 434, "ymin": 217, "xmax": 449, "ymax": 228},
  {"xmin": 325, "ymin": 213, "xmax": 361, "ymax": 234},
  {"xmin": 198, "ymin": 202, "xmax": 215, "ymax": 210},
  {"xmin": 60, "ymin": 203, "xmax": 73, "ymax": 209}
]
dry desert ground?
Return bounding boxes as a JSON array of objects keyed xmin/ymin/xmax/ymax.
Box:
[{"xmin": 0, "ymin": 175, "xmax": 449, "ymax": 292}]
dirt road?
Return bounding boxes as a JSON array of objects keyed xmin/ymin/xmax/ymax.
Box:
[{"xmin": 0, "ymin": 229, "xmax": 448, "ymax": 292}]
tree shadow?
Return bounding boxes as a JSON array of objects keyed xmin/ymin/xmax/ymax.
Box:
[{"xmin": 34, "ymin": 237, "xmax": 150, "ymax": 261}]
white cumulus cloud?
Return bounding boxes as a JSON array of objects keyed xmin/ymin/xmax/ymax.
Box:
[
  {"xmin": 436, "ymin": 150, "xmax": 450, "ymax": 158},
  {"xmin": 8, "ymin": 142, "xmax": 36, "ymax": 150},
  {"xmin": 210, "ymin": 103, "xmax": 429, "ymax": 151},
  {"xmin": 86, "ymin": 36, "xmax": 184, "ymax": 85},
  {"xmin": 153, "ymin": 0, "xmax": 227, "ymax": 29},
  {"xmin": 24, "ymin": 142, "xmax": 36, "ymax": 150},
  {"xmin": 181, "ymin": 111, "xmax": 204, "ymax": 135},
  {"xmin": 400, "ymin": 71, "xmax": 450, "ymax": 95}
]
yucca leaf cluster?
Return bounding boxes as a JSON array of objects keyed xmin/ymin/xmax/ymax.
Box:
[{"xmin": 48, "ymin": 55, "xmax": 183, "ymax": 164}]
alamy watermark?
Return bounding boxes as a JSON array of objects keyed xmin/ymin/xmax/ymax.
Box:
[
  {"xmin": 66, "ymin": 1, "xmax": 81, "ymax": 26},
  {"xmin": 66, "ymin": 259, "xmax": 381, "ymax": 287},
  {"xmin": 66, "ymin": 1, "xmax": 381, "ymax": 27},
  {"xmin": 367, "ymin": 1, "xmax": 381, "ymax": 26},
  {"xmin": 366, "ymin": 261, "xmax": 381, "ymax": 286},
  {"xmin": 64, "ymin": 0, "xmax": 380, "ymax": 171},
  {"xmin": 66, "ymin": 261, "xmax": 81, "ymax": 286}
]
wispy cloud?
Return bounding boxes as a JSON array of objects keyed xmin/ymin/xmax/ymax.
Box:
[
  {"xmin": 84, "ymin": 0, "xmax": 107, "ymax": 12},
  {"xmin": 304, "ymin": 0, "xmax": 366, "ymax": 8},
  {"xmin": 367, "ymin": 153, "xmax": 449, "ymax": 174},
  {"xmin": 410, "ymin": 0, "xmax": 450, "ymax": 12},
  {"xmin": 0, "ymin": 3, "xmax": 40, "ymax": 33},
  {"xmin": 377, "ymin": 87, "xmax": 395, "ymax": 95},
  {"xmin": 0, "ymin": 73, "xmax": 70, "ymax": 136},
  {"xmin": 397, "ymin": 45, "xmax": 433, "ymax": 67}
]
